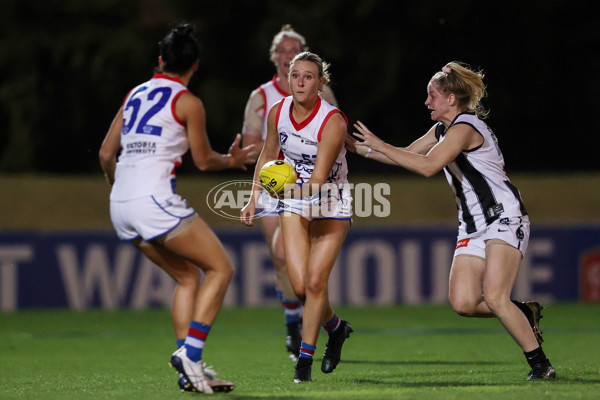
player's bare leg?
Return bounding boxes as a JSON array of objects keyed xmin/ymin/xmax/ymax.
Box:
[
  {"xmin": 163, "ymin": 218, "xmax": 234, "ymax": 392},
  {"xmin": 281, "ymin": 215, "xmax": 352, "ymax": 381},
  {"xmin": 448, "ymin": 243, "xmax": 555, "ymax": 380},
  {"xmin": 307, "ymin": 219, "xmax": 352, "ymax": 374},
  {"xmin": 261, "ymin": 215, "xmax": 302, "ymax": 359},
  {"xmin": 164, "ymin": 217, "xmax": 233, "ymax": 325},
  {"xmin": 449, "ymin": 255, "xmax": 494, "ymax": 317},
  {"xmin": 134, "ymin": 240, "xmax": 200, "ymax": 341}
]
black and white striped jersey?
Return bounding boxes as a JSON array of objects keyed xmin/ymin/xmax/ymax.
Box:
[{"xmin": 435, "ymin": 112, "xmax": 527, "ymax": 235}]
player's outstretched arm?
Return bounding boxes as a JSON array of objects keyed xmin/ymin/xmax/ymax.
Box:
[
  {"xmin": 345, "ymin": 130, "xmax": 399, "ymax": 165},
  {"xmin": 353, "ymin": 121, "xmax": 475, "ymax": 177},
  {"xmin": 181, "ymin": 92, "xmax": 257, "ymax": 171}
]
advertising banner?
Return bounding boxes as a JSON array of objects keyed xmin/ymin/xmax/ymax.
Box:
[{"xmin": 1, "ymin": 226, "xmax": 599, "ymax": 311}]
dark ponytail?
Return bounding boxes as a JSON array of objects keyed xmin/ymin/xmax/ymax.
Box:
[{"xmin": 158, "ymin": 23, "xmax": 200, "ymax": 74}]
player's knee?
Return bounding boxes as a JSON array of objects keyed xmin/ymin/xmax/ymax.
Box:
[
  {"xmin": 288, "ymin": 278, "xmax": 304, "ymax": 299},
  {"xmin": 449, "ymin": 296, "xmax": 476, "ymax": 317},
  {"xmin": 292, "ymin": 288, "xmax": 306, "ymax": 303},
  {"xmin": 481, "ymin": 292, "xmax": 505, "ymax": 314},
  {"xmin": 178, "ymin": 269, "xmax": 201, "ymax": 287},
  {"xmin": 452, "ymin": 305, "xmax": 473, "ymax": 317},
  {"xmin": 294, "ymin": 292, "xmax": 306, "ymax": 304},
  {"xmin": 209, "ymin": 260, "xmax": 234, "ymax": 285},
  {"xmin": 304, "ymin": 277, "xmax": 327, "ymax": 298}
]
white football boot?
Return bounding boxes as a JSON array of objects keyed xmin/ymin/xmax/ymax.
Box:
[
  {"xmin": 177, "ymin": 362, "xmax": 234, "ymax": 393},
  {"xmin": 169, "ymin": 347, "xmax": 213, "ymax": 394}
]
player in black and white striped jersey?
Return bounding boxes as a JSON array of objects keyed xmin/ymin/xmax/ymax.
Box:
[{"xmin": 349, "ymin": 61, "xmax": 555, "ymax": 380}]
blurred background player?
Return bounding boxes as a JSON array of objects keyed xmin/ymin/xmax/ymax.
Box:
[
  {"xmin": 241, "ymin": 24, "xmax": 338, "ymax": 360},
  {"xmin": 242, "ymin": 52, "xmax": 353, "ymax": 383},
  {"xmin": 349, "ymin": 61, "xmax": 555, "ymax": 380},
  {"xmin": 99, "ymin": 24, "xmax": 257, "ymax": 393}
]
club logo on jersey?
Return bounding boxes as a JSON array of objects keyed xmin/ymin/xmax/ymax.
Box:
[
  {"xmin": 279, "ymin": 131, "xmax": 289, "ymax": 145},
  {"xmin": 295, "ymin": 161, "xmax": 315, "ymax": 183},
  {"xmin": 516, "ymin": 227, "xmax": 525, "ymax": 240}
]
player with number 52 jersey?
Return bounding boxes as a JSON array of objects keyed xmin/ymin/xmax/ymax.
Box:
[
  {"xmin": 99, "ymin": 24, "xmax": 257, "ymax": 394},
  {"xmin": 111, "ymin": 75, "xmax": 193, "ymax": 200}
]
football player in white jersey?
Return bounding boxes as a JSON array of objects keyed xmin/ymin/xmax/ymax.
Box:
[
  {"xmin": 349, "ymin": 61, "xmax": 555, "ymax": 380},
  {"xmin": 99, "ymin": 24, "xmax": 257, "ymax": 393},
  {"xmin": 241, "ymin": 52, "xmax": 353, "ymax": 383},
  {"xmin": 241, "ymin": 24, "xmax": 338, "ymax": 360}
]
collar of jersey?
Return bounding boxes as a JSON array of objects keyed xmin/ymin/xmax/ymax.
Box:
[
  {"xmin": 271, "ymin": 75, "xmax": 291, "ymax": 97},
  {"xmin": 289, "ymin": 96, "xmax": 321, "ymax": 131},
  {"xmin": 153, "ymin": 73, "xmax": 184, "ymax": 85}
]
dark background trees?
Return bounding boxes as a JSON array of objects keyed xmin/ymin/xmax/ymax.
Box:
[{"xmin": 1, "ymin": 0, "xmax": 598, "ymax": 175}]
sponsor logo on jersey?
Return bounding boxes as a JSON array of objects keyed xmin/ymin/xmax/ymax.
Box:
[
  {"xmin": 301, "ymin": 138, "xmax": 318, "ymax": 146},
  {"xmin": 487, "ymin": 203, "xmax": 505, "ymax": 218},
  {"xmin": 124, "ymin": 141, "xmax": 157, "ymax": 155},
  {"xmin": 456, "ymin": 238, "xmax": 470, "ymax": 249}
]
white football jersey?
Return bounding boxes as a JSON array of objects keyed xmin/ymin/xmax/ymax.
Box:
[
  {"xmin": 257, "ymin": 76, "xmax": 290, "ymax": 140},
  {"xmin": 275, "ymin": 96, "xmax": 348, "ymax": 185},
  {"xmin": 436, "ymin": 112, "xmax": 528, "ymax": 235},
  {"xmin": 111, "ymin": 74, "xmax": 190, "ymax": 201}
]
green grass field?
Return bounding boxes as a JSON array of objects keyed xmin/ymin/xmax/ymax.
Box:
[{"xmin": 1, "ymin": 304, "xmax": 599, "ymax": 399}]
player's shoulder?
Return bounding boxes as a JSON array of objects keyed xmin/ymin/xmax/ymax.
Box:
[
  {"xmin": 252, "ymin": 79, "xmax": 274, "ymax": 97},
  {"xmin": 174, "ymin": 90, "xmax": 204, "ymax": 117},
  {"xmin": 268, "ymin": 98, "xmax": 285, "ymax": 116},
  {"xmin": 247, "ymin": 87, "xmax": 266, "ymax": 104},
  {"xmin": 451, "ymin": 112, "xmax": 488, "ymax": 134},
  {"xmin": 177, "ymin": 89, "xmax": 201, "ymax": 103},
  {"xmin": 453, "ymin": 112, "xmax": 481, "ymax": 125},
  {"xmin": 320, "ymin": 85, "xmax": 337, "ymax": 106},
  {"xmin": 323, "ymin": 109, "xmax": 348, "ymax": 132}
]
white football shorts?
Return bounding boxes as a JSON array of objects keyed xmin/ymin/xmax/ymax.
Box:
[
  {"xmin": 277, "ymin": 183, "xmax": 353, "ymax": 221},
  {"xmin": 256, "ymin": 190, "xmax": 280, "ymax": 216},
  {"xmin": 110, "ymin": 194, "xmax": 196, "ymax": 242},
  {"xmin": 454, "ymin": 215, "xmax": 530, "ymax": 259}
]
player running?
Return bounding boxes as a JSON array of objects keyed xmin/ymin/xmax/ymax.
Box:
[{"xmin": 348, "ymin": 61, "xmax": 555, "ymax": 380}]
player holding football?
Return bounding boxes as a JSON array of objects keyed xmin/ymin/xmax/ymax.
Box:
[
  {"xmin": 348, "ymin": 61, "xmax": 555, "ymax": 380},
  {"xmin": 241, "ymin": 52, "xmax": 353, "ymax": 383},
  {"xmin": 241, "ymin": 24, "xmax": 338, "ymax": 360},
  {"xmin": 99, "ymin": 24, "xmax": 257, "ymax": 393}
]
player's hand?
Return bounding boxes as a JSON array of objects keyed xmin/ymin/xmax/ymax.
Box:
[
  {"xmin": 347, "ymin": 131, "xmax": 370, "ymax": 158},
  {"xmin": 240, "ymin": 199, "xmax": 257, "ymax": 226},
  {"xmin": 229, "ymin": 134, "xmax": 259, "ymax": 170},
  {"xmin": 353, "ymin": 121, "xmax": 386, "ymax": 153},
  {"xmin": 275, "ymin": 183, "xmax": 300, "ymax": 199}
]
